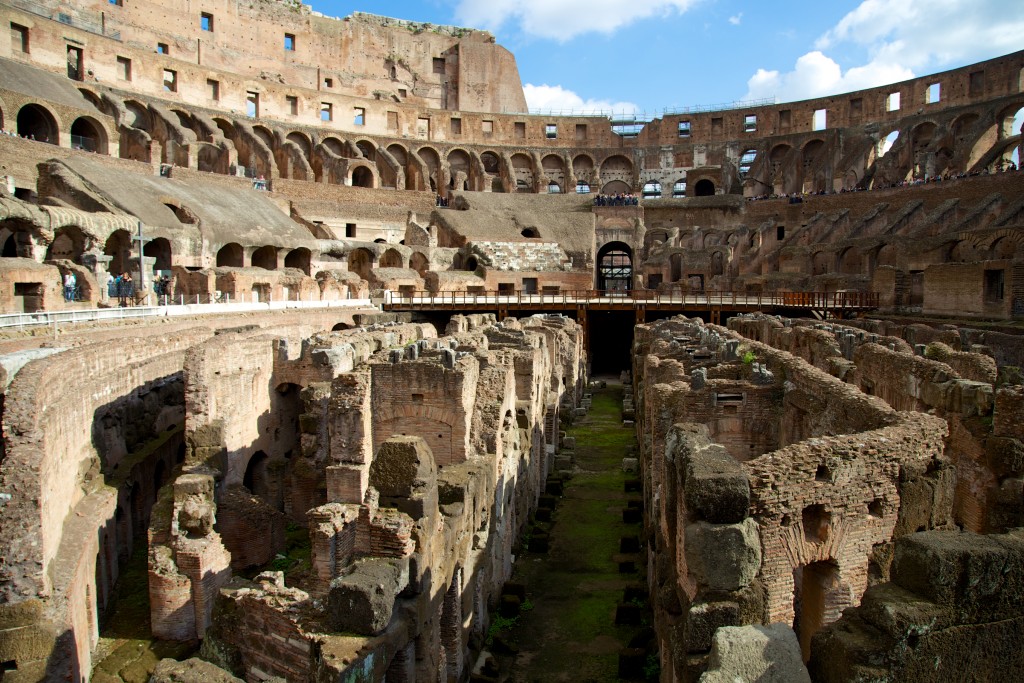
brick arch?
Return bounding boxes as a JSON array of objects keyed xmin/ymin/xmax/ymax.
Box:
[{"xmin": 374, "ymin": 404, "xmax": 461, "ymax": 466}]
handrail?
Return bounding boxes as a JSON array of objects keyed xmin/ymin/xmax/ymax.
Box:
[{"xmin": 383, "ymin": 289, "xmax": 880, "ymax": 309}]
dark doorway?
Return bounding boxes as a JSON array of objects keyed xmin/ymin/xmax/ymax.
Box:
[
  {"xmin": 694, "ymin": 179, "xmax": 715, "ymax": 196},
  {"xmin": 596, "ymin": 242, "xmax": 633, "ymax": 292},
  {"xmin": 588, "ymin": 311, "xmax": 635, "ymax": 375}
]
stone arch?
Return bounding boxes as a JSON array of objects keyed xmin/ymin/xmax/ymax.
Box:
[
  {"xmin": 447, "ymin": 148, "xmax": 472, "ymax": 190},
  {"xmin": 738, "ymin": 148, "xmax": 758, "ymax": 177},
  {"xmin": 243, "ymin": 450, "xmax": 271, "ymax": 499},
  {"xmin": 380, "ymin": 248, "xmax": 404, "ymax": 268},
  {"xmin": 596, "ymin": 241, "xmax": 633, "ymax": 292},
  {"xmin": 348, "ymin": 247, "xmax": 374, "ymax": 279},
  {"xmin": 16, "ymin": 103, "xmax": 59, "ymax": 144},
  {"xmin": 711, "ymin": 250, "xmax": 724, "ymax": 276},
  {"xmin": 876, "ymin": 244, "xmax": 899, "ymax": 268},
  {"xmin": 143, "ymin": 237, "xmax": 172, "ymax": 272},
  {"xmin": 811, "ymin": 251, "xmax": 831, "ymax": 276},
  {"xmin": 990, "ymin": 236, "xmax": 1018, "ymax": 260},
  {"xmin": 217, "ymin": 242, "xmax": 244, "ymax": 267},
  {"xmin": 46, "ymin": 226, "xmax": 87, "ymax": 263},
  {"xmin": 996, "ymin": 101, "xmax": 1024, "ymax": 137},
  {"xmin": 321, "ymin": 136, "xmax": 345, "ymax": 156},
  {"xmin": 672, "ymin": 178, "xmax": 687, "ymax": 197},
  {"xmin": 410, "ymin": 252, "xmax": 429, "ymax": 275},
  {"xmin": 123, "ymin": 100, "xmax": 151, "ymax": 130},
  {"xmin": 104, "ymin": 229, "xmax": 133, "ymax": 274},
  {"xmin": 417, "ymin": 146, "xmax": 442, "ymax": 192},
  {"xmin": 70, "ymin": 116, "xmax": 108, "ymax": 154},
  {"xmin": 694, "ymin": 179, "xmax": 715, "ymax": 196},
  {"xmin": 285, "ymin": 131, "xmax": 312, "ymax": 160},
  {"xmin": 600, "ymin": 154, "xmax": 633, "ymax": 187},
  {"xmin": 480, "ymin": 151, "xmax": 500, "ymax": 174},
  {"xmin": 601, "ymin": 180, "xmax": 631, "ymax": 194},
  {"xmin": 838, "ymin": 247, "xmax": 862, "ymax": 274},
  {"xmin": 284, "ymin": 247, "xmax": 311, "ymax": 275},
  {"xmin": 252, "ymin": 125, "xmax": 275, "ymax": 150},
  {"xmin": 572, "ymin": 154, "xmax": 595, "ymax": 180},
  {"xmin": 541, "ymin": 154, "xmax": 566, "ymax": 187},
  {"xmin": 251, "ymin": 245, "xmax": 278, "ymax": 270},
  {"xmin": 355, "ymin": 139, "xmax": 377, "ymax": 160},
  {"xmin": 510, "ymin": 153, "xmax": 534, "ymax": 192},
  {"xmin": 642, "ymin": 181, "xmax": 662, "ymax": 198},
  {"xmin": 374, "ymin": 405, "xmax": 460, "ymax": 466},
  {"xmin": 351, "ymin": 164, "xmax": 376, "ymax": 188}
]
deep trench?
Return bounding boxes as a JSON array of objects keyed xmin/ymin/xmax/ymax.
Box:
[{"xmin": 492, "ymin": 381, "xmax": 656, "ymax": 682}]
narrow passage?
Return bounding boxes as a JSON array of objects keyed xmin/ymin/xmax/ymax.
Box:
[{"xmin": 494, "ymin": 381, "xmax": 656, "ymax": 682}]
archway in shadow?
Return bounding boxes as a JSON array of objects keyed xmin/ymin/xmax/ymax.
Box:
[
  {"xmin": 251, "ymin": 245, "xmax": 278, "ymax": 270},
  {"xmin": 694, "ymin": 179, "xmax": 715, "ymax": 196},
  {"xmin": 216, "ymin": 242, "xmax": 244, "ymax": 267},
  {"xmin": 596, "ymin": 241, "xmax": 633, "ymax": 292},
  {"xmin": 16, "ymin": 104, "xmax": 58, "ymax": 144}
]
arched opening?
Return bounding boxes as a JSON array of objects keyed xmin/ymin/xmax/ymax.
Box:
[
  {"xmin": 480, "ymin": 151, "xmax": 500, "ymax": 174},
  {"xmin": 410, "ymin": 252, "xmax": 429, "ymax": 275},
  {"xmin": 670, "ymin": 253, "xmax": 683, "ymax": 281},
  {"xmin": 597, "ymin": 242, "xmax": 633, "ymax": 292},
  {"xmin": 243, "ymin": 450, "xmax": 271, "ymax": 498},
  {"xmin": 355, "ymin": 140, "xmax": 376, "ymax": 159},
  {"xmin": 216, "ymin": 242, "xmax": 244, "ymax": 267},
  {"xmin": 251, "ymin": 245, "xmax": 278, "ymax": 270},
  {"xmin": 380, "ymin": 248, "xmax": 403, "ymax": 268},
  {"xmin": 16, "ymin": 104, "xmax": 58, "ymax": 144},
  {"xmin": 70, "ymin": 116, "xmax": 106, "ymax": 154},
  {"xmin": 143, "ymin": 237, "xmax": 172, "ymax": 273},
  {"xmin": 838, "ymin": 248, "xmax": 862, "ymax": 275},
  {"xmin": 694, "ymin": 179, "xmax": 715, "ymax": 196},
  {"xmin": 793, "ymin": 559, "xmax": 840, "ymax": 661},
  {"xmin": 47, "ymin": 226, "xmax": 87, "ymax": 264},
  {"xmin": 878, "ymin": 130, "xmax": 899, "ymax": 158},
  {"xmin": 285, "ymin": 132, "xmax": 312, "ymax": 160},
  {"xmin": 331, "ymin": 322, "xmax": 351, "ymax": 331},
  {"xmin": 321, "ymin": 136, "xmax": 345, "ymax": 157},
  {"xmin": 672, "ymin": 179, "xmax": 687, "ymax": 197},
  {"xmin": 576, "ymin": 181, "xmax": 591, "ymax": 194},
  {"xmin": 2, "ymin": 234, "xmax": 17, "ymax": 257},
  {"xmin": 521, "ymin": 228, "xmax": 540, "ymax": 238},
  {"xmin": 347, "ymin": 248, "xmax": 373, "ymax": 279},
  {"xmin": 600, "ymin": 154, "xmax": 633, "ymax": 186},
  {"xmin": 284, "ymin": 247, "xmax": 311, "ymax": 275},
  {"xmin": 351, "ymin": 166, "xmax": 374, "ymax": 188},
  {"xmin": 104, "ymin": 230, "xmax": 132, "ymax": 274},
  {"xmin": 252, "ymin": 125, "xmax": 275, "ymax": 150},
  {"xmin": 510, "ymin": 153, "xmax": 534, "ymax": 192},
  {"xmin": 600, "ymin": 180, "xmax": 631, "ymax": 195},
  {"xmin": 642, "ymin": 181, "xmax": 662, "ymax": 199},
  {"xmin": 465, "ymin": 255, "xmax": 478, "ymax": 272},
  {"xmin": 547, "ymin": 181, "xmax": 561, "ymax": 194}
]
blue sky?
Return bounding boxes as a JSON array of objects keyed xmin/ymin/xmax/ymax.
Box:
[{"xmin": 310, "ymin": 0, "xmax": 1024, "ymax": 118}]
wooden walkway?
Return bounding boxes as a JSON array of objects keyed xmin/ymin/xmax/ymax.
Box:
[{"xmin": 383, "ymin": 289, "xmax": 879, "ymax": 325}]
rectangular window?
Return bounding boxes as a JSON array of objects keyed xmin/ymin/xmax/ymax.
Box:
[
  {"xmin": 116, "ymin": 56, "xmax": 131, "ymax": 81},
  {"xmin": 744, "ymin": 114, "xmax": 757, "ymax": 132},
  {"xmin": 416, "ymin": 117, "xmax": 430, "ymax": 139},
  {"xmin": 514, "ymin": 121, "xmax": 525, "ymax": 139},
  {"xmin": 969, "ymin": 70, "xmax": 984, "ymax": 96},
  {"xmin": 320, "ymin": 102, "xmax": 332, "ymax": 122},
  {"xmin": 812, "ymin": 108, "xmax": 827, "ymax": 131},
  {"xmin": 498, "ymin": 283, "xmax": 514, "ymax": 293},
  {"xmin": 886, "ymin": 92, "xmax": 901, "ymax": 111},
  {"xmin": 286, "ymin": 95, "xmax": 298, "ymax": 115},
  {"xmin": 207, "ymin": 78, "xmax": 220, "ymax": 101},
  {"xmin": 11, "ymin": 23, "xmax": 29, "ymax": 53},
  {"xmin": 323, "ymin": 77, "xmax": 333, "ymax": 88},
  {"xmin": 345, "ymin": 223, "xmax": 356, "ymax": 238},
  {"xmin": 849, "ymin": 98, "xmax": 862, "ymax": 117},
  {"xmin": 387, "ymin": 111, "xmax": 399, "ymax": 131},
  {"xmin": 678, "ymin": 121, "xmax": 690, "ymax": 137},
  {"xmin": 545, "ymin": 123, "xmax": 557, "ymax": 139},
  {"xmin": 482, "ymin": 120, "xmax": 493, "ymax": 135},
  {"xmin": 432, "ymin": 57, "xmax": 445, "ymax": 74},
  {"xmin": 284, "ymin": 33, "xmax": 295, "ymax": 51},
  {"xmin": 926, "ymin": 82, "xmax": 941, "ymax": 103},
  {"xmin": 201, "ymin": 12, "xmax": 213, "ymax": 32},
  {"xmin": 67, "ymin": 46, "xmax": 83, "ymax": 81},
  {"xmin": 779, "ymin": 109, "xmax": 792, "ymax": 128},
  {"xmin": 397, "ymin": 88, "xmax": 407, "ymax": 98},
  {"xmin": 984, "ymin": 269, "xmax": 1005, "ymax": 302},
  {"xmin": 450, "ymin": 117, "xmax": 461, "ymax": 135},
  {"xmin": 246, "ymin": 91, "xmax": 259, "ymax": 117},
  {"xmin": 575, "ymin": 123, "xmax": 587, "ymax": 141},
  {"xmin": 157, "ymin": 42, "xmax": 168, "ymax": 55},
  {"xmin": 353, "ymin": 107, "xmax": 365, "ymax": 125},
  {"xmin": 109, "ymin": 0, "xmax": 123, "ymax": 5},
  {"xmin": 163, "ymin": 69, "xmax": 177, "ymax": 92},
  {"xmin": 711, "ymin": 117, "xmax": 723, "ymax": 134}
]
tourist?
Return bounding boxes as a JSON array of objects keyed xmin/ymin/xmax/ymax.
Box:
[{"xmin": 63, "ymin": 271, "xmax": 76, "ymax": 302}]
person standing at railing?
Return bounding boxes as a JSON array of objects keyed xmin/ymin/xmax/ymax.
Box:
[{"xmin": 63, "ymin": 271, "xmax": 76, "ymax": 302}]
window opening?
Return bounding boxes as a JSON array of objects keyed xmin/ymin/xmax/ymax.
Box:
[
  {"xmin": 886, "ymin": 92, "xmax": 900, "ymax": 111},
  {"xmin": 744, "ymin": 114, "xmax": 757, "ymax": 133},
  {"xmin": 320, "ymin": 103, "xmax": 332, "ymax": 122},
  {"xmin": 545, "ymin": 123, "xmax": 557, "ymax": 139},
  {"xmin": 926, "ymin": 83, "xmax": 940, "ymax": 104},
  {"xmin": 156, "ymin": 42, "xmax": 168, "ymax": 55},
  {"xmin": 284, "ymin": 33, "xmax": 295, "ymax": 51},
  {"xmin": 11, "ymin": 23, "xmax": 29, "ymax": 53},
  {"xmin": 287, "ymin": 96, "xmax": 298, "ymax": 115},
  {"xmin": 117, "ymin": 56, "xmax": 131, "ymax": 81},
  {"xmin": 450, "ymin": 117, "xmax": 461, "ymax": 135},
  {"xmin": 354, "ymin": 107, "xmax": 365, "ymax": 125},
  {"xmin": 812, "ymin": 109, "xmax": 827, "ymax": 131},
  {"xmin": 678, "ymin": 121, "xmax": 690, "ymax": 137},
  {"xmin": 246, "ymin": 91, "xmax": 259, "ymax": 117},
  {"xmin": 201, "ymin": 12, "xmax": 213, "ymax": 32},
  {"xmin": 163, "ymin": 69, "xmax": 177, "ymax": 92}
]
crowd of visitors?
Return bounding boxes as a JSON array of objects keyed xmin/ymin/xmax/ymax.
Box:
[{"xmin": 594, "ymin": 193, "xmax": 639, "ymax": 206}]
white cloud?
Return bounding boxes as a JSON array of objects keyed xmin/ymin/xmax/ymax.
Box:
[
  {"xmin": 523, "ymin": 83, "xmax": 639, "ymax": 116},
  {"xmin": 454, "ymin": 0, "xmax": 698, "ymax": 41},
  {"xmin": 728, "ymin": 13, "xmax": 742, "ymax": 26},
  {"xmin": 743, "ymin": 0, "xmax": 1024, "ymax": 102}
]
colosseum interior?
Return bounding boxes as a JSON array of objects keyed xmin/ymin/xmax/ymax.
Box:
[{"xmin": 0, "ymin": 1, "xmax": 1022, "ymax": 682}]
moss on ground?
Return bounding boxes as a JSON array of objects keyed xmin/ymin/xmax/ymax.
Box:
[{"xmin": 499, "ymin": 383, "xmax": 646, "ymax": 682}]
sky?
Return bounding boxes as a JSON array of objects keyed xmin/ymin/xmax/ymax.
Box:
[{"xmin": 308, "ymin": 0, "xmax": 1024, "ymax": 119}]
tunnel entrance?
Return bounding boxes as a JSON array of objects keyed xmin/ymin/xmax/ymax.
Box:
[{"xmin": 588, "ymin": 311, "xmax": 635, "ymax": 376}]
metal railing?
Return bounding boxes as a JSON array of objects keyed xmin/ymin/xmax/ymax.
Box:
[
  {"xmin": 504, "ymin": 98, "xmax": 778, "ymax": 121},
  {"xmin": 384, "ymin": 289, "xmax": 880, "ymax": 310}
]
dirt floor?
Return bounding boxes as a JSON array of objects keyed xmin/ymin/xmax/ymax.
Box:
[{"xmin": 495, "ymin": 381, "xmax": 657, "ymax": 682}]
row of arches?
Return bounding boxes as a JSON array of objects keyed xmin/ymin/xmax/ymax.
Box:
[
  {"xmin": 214, "ymin": 244, "xmax": 312, "ymax": 274},
  {"xmin": 6, "ymin": 102, "xmax": 110, "ymax": 153},
  {"xmin": 640, "ymin": 178, "xmax": 715, "ymax": 198}
]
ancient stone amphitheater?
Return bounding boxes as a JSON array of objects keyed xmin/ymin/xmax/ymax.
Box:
[{"xmin": 0, "ymin": 1, "xmax": 1022, "ymax": 682}]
